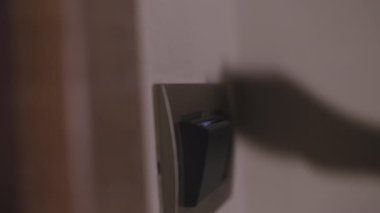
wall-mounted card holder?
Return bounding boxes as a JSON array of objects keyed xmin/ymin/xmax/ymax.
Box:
[{"xmin": 154, "ymin": 84, "xmax": 233, "ymax": 213}]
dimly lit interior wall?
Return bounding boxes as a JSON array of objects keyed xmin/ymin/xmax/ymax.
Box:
[
  {"xmin": 138, "ymin": 0, "xmax": 380, "ymax": 212},
  {"xmin": 238, "ymin": 0, "xmax": 380, "ymax": 122},
  {"xmin": 137, "ymin": 0, "xmax": 240, "ymax": 212},
  {"xmin": 235, "ymin": 0, "xmax": 380, "ymax": 212}
]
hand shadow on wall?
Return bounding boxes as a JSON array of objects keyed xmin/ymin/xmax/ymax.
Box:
[{"xmin": 227, "ymin": 71, "xmax": 380, "ymax": 175}]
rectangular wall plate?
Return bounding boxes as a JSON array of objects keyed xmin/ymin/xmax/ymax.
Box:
[{"xmin": 154, "ymin": 84, "xmax": 233, "ymax": 213}]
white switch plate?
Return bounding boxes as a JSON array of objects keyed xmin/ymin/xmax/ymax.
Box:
[{"xmin": 154, "ymin": 84, "xmax": 233, "ymax": 213}]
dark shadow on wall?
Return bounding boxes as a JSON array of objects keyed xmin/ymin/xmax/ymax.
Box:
[{"xmin": 226, "ymin": 70, "xmax": 380, "ymax": 175}]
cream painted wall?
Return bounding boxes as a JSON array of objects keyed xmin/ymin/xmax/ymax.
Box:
[
  {"xmin": 236, "ymin": 0, "xmax": 380, "ymax": 213},
  {"xmin": 238, "ymin": 0, "xmax": 380, "ymax": 123},
  {"xmin": 137, "ymin": 0, "xmax": 241, "ymax": 212},
  {"xmin": 138, "ymin": 0, "xmax": 380, "ymax": 212}
]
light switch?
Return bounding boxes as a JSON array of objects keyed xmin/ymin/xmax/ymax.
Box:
[{"xmin": 154, "ymin": 84, "xmax": 233, "ymax": 213}]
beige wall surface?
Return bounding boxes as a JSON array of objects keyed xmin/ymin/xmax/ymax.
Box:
[
  {"xmin": 235, "ymin": 0, "xmax": 380, "ymax": 213},
  {"xmin": 136, "ymin": 0, "xmax": 240, "ymax": 212},
  {"xmin": 138, "ymin": 0, "xmax": 380, "ymax": 212},
  {"xmin": 6, "ymin": 0, "xmax": 380, "ymax": 212}
]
